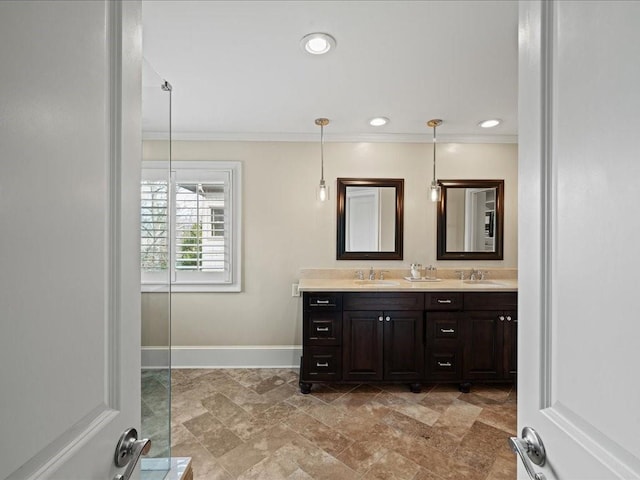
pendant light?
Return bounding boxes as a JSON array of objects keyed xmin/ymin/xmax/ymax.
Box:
[
  {"xmin": 427, "ymin": 119, "xmax": 443, "ymax": 202},
  {"xmin": 315, "ymin": 118, "xmax": 329, "ymax": 201}
]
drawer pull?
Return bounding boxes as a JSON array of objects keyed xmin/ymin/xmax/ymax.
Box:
[
  {"xmin": 378, "ymin": 316, "xmax": 384, "ymax": 322},
  {"xmin": 437, "ymin": 299, "xmax": 452, "ymax": 304},
  {"xmin": 506, "ymin": 316, "xmax": 512, "ymax": 322},
  {"xmin": 315, "ymin": 300, "xmax": 330, "ymax": 304},
  {"xmin": 316, "ymin": 362, "xmax": 329, "ymax": 367},
  {"xmin": 440, "ymin": 328, "xmax": 455, "ymax": 333},
  {"xmin": 316, "ymin": 326, "xmax": 329, "ymax": 332},
  {"xmin": 385, "ymin": 316, "xmax": 391, "ymax": 322},
  {"xmin": 499, "ymin": 315, "xmax": 505, "ymax": 321},
  {"xmin": 437, "ymin": 362, "xmax": 452, "ymax": 367}
]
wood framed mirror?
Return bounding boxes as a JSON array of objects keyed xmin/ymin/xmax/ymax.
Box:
[
  {"xmin": 437, "ymin": 179, "xmax": 504, "ymax": 260},
  {"xmin": 336, "ymin": 178, "xmax": 404, "ymax": 260}
]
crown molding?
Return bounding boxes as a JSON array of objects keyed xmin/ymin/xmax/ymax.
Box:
[{"xmin": 143, "ymin": 130, "xmax": 518, "ymax": 144}]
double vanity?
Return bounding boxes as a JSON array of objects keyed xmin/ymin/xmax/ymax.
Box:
[{"xmin": 298, "ymin": 273, "xmax": 517, "ymax": 394}]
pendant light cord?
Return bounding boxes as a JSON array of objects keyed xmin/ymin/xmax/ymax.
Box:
[
  {"xmin": 320, "ymin": 123, "xmax": 325, "ymax": 182},
  {"xmin": 432, "ymin": 124, "xmax": 437, "ymax": 182}
]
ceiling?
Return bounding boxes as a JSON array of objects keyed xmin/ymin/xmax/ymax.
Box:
[{"xmin": 141, "ymin": 1, "xmax": 518, "ymax": 143}]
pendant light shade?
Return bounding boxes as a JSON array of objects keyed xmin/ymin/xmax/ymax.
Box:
[
  {"xmin": 427, "ymin": 119, "xmax": 442, "ymax": 203},
  {"xmin": 315, "ymin": 118, "xmax": 329, "ymax": 201}
]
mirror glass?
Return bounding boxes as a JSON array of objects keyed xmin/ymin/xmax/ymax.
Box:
[
  {"xmin": 337, "ymin": 178, "xmax": 404, "ymax": 260},
  {"xmin": 437, "ymin": 179, "xmax": 504, "ymax": 260}
]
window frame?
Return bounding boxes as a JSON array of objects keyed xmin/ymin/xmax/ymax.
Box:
[{"xmin": 141, "ymin": 160, "xmax": 242, "ymax": 293}]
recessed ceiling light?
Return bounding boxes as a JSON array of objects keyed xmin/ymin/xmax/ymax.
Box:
[
  {"xmin": 300, "ymin": 33, "xmax": 336, "ymax": 55},
  {"xmin": 369, "ymin": 117, "xmax": 389, "ymax": 127},
  {"xmin": 479, "ymin": 119, "xmax": 501, "ymax": 128}
]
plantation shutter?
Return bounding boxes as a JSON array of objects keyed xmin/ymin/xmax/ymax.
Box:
[
  {"xmin": 141, "ymin": 162, "xmax": 240, "ymax": 291},
  {"xmin": 140, "ymin": 170, "xmax": 169, "ymax": 284},
  {"xmin": 171, "ymin": 167, "xmax": 233, "ymax": 284}
]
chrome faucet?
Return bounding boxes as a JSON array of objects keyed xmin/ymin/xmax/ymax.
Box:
[
  {"xmin": 469, "ymin": 269, "xmax": 478, "ymax": 281},
  {"xmin": 369, "ymin": 267, "xmax": 376, "ymax": 280},
  {"xmin": 355, "ymin": 270, "xmax": 364, "ymax": 280},
  {"xmin": 379, "ymin": 270, "xmax": 389, "ymax": 280}
]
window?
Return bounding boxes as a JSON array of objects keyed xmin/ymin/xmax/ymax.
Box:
[{"xmin": 141, "ymin": 161, "xmax": 242, "ymax": 292}]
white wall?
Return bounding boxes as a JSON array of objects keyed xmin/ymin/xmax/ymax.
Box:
[{"xmin": 142, "ymin": 140, "xmax": 517, "ymax": 355}]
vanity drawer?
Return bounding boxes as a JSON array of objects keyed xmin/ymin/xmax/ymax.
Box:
[
  {"xmin": 343, "ymin": 292, "xmax": 424, "ymax": 311},
  {"xmin": 302, "ymin": 347, "xmax": 342, "ymax": 381},
  {"xmin": 305, "ymin": 292, "xmax": 342, "ymax": 310},
  {"xmin": 432, "ymin": 316, "xmax": 461, "ymax": 341},
  {"xmin": 425, "ymin": 292, "xmax": 463, "ymax": 311},
  {"xmin": 426, "ymin": 349, "xmax": 462, "ymax": 380},
  {"xmin": 464, "ymin": 292, "xmax": 517, "ymax": 310},
  {"xmin": 304, "ymin": 311, "xmax": 342, "ymax": 346}
]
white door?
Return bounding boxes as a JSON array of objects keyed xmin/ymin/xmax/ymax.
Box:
[
  {"xmin": 518, "ymin": 1, "xmax": 640, "ymax": 478},
  {"xmin": 0, "ymin": 1, "xmax": 142, "ymax": 479},
  {"xmin": 346, "ymin": 188, "xmax": 380, "ymax": 251}
]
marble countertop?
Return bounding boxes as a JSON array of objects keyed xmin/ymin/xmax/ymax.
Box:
[{"xmin": 298, "ymin": 277, "xmax": 517, "ymax": 292}]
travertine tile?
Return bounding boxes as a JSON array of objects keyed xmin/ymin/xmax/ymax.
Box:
[
  {"xmin": 154, "ymin": 369, "xmax": 518, "ymax": 480},
  {"xmin": 360, "ymin": 449, "xmax": 422, "ymax": 480},
  {"xmin": 285, "ymin": 411, "xmax": 354, "ymax": 457}
]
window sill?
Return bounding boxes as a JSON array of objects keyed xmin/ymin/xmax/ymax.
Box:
[{"xmin": 141, "ymin": 282, "xmax": 241, "ymax": 293}]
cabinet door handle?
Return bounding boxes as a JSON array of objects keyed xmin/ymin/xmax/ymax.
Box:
[
  {"xmin": 385, "ymin": 316, "xmax": 391, "ymax": 322},
  {"xmin": 437, "ymin": 299, "xmax": 452, "ymax": 304},
  {"xmin": 378, "ymin": 316, "xmax": 384, "ymax": 322},
  {"xmin": 506, "ymin": 316, "xmax": 512, "ymax": 322},
  {"xmin": 316, "ymin": 326, "xmax": 329, "ymax": 332},
  {"xmin": 316, "ymin": 362, "xmax": 329, "ymax": 367},
  {"xmin": 315, "ymin": 299, "xmax": 330, "ymax": 304},
  {"xmin": 440, "ymin": 328, "xmax": 455, "ymax": 333},
  {"xmin": 437, "ymin": 362, "xmax": 452, "ymax": 367},
  {"xmin": 499, "ymin": 315, "xmax": 505, "ymax": 321}
]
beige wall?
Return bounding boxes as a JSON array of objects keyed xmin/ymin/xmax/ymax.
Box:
[{"xmin": 142, "ymin": 140, "xmax": 517, "ymax": 348}]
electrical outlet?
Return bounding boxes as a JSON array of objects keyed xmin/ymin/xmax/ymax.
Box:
[{"xmin": 291, "ymin": 283, "xmax": 300, "ymax": 297}]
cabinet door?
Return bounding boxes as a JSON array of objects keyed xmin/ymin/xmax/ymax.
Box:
[
  {"xmin": 463, "ymin": 310, "xmax": 503, "ymax": 380},
  {"xmin": 502, "ymin": 310, "xmax": 517, "ymax": 379},
  {"xmin": 343, "ymin": 311, "xmax": 384, "ymax": 381},
  {"xmin": 383, "ymin": 310, "xmax": 424, "ymax": 380}
]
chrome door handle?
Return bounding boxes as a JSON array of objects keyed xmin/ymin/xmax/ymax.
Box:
[
  {"xmin": 509, "ymin": 427, "xmax": 546, "ymax": 480},
  {"xmin": 114, "ymin": 428, "xmax": 151, "ymax": 480}
]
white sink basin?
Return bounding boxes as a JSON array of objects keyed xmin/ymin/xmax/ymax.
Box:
[
  {"xmin": 354, "ymin": 280, "xmax": 400, "ymax": 286},
  {"xmin": 463, "ymin": 280, "xmax": 505, "ymax": 286}
]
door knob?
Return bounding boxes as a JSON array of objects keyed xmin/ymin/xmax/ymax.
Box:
[
  {"xmin": 509, "ymin": 427, "xmax": 546, "ymax": 480},
  {"xmin": 114, "ymin": 428, "xmax": 151, "ymax": 480}
]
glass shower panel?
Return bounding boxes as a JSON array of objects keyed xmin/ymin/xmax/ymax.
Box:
[{"xmin": 141, "ymin": 58, "xmax": 171, "ymax": 478}]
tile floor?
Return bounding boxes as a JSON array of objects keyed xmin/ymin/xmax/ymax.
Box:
[{"xmin": 169, "ymin": 368, "xmax": 517, "ymax": 480}]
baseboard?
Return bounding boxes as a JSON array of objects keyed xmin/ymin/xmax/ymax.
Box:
[{"xmin": 141, "ymin": 346, "xmax": 302, "ymax": 369}]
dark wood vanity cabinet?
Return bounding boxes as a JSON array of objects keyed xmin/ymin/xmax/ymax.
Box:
[
  {"xmin": 299, "ymin": 290, "xmax": 517, "ymax": 394},
  {"xmin": 340, "ymin": 293, "xmax": 425, "ymax": 393},
  {"xmin": 300, "ymin": 293, "xmax": 343, "ymax": 390},
  {"xmin": 462, "ymin": 292, "xmax": 518, "ymax": 383},
  {"xmin": 342, "ymin": 309, "xmax": 424, "ymax": 385},
  {"xmin": 342, "ymin": 293, "xmax": 424, "ymax": 387}
]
